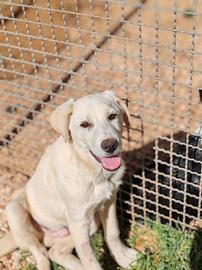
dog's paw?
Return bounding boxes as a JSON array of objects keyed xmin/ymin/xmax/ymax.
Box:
[
  {"xmin": 116, "ymin": 245, "xmax": 137, "ymax": 268},
  {"xmin": 83, "ymin": 263, "xmax": 104, "ymax": 270}
]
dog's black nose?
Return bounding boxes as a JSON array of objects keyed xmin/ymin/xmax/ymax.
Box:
[{"xmin": 101, "ymin": 138, "xmax": 118, "ymax": 154}]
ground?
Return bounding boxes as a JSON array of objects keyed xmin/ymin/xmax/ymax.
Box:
[{"xmin": 0, "ymin": 0, "xmax": 202, "ymax": 269}]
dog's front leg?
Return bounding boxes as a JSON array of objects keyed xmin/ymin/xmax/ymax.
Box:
[
  {"xmin": 69, "ymin": 219, "xmax": 103, "ymax": 270},
  {"xmin": 99, "ymin": 192, "xmax": 137, "ymax": 268}
]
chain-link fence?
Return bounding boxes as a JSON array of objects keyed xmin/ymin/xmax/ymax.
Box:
[{"xmin": 0, "ymin": 0, "xmax": 202, "ymax": 230}]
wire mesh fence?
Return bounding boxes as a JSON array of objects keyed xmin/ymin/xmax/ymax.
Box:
[{"xmin": 0, "ymin": 0, "xmax": 202, "ymax": 230}]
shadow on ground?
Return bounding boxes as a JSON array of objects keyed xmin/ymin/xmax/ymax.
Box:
[{"xmin": 120, "ymin": 130, "xmax": 202, "ymax": 226}]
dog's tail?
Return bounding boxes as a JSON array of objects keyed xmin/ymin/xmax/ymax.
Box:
[{"xmin": 0, "ymin": 231, "xmax": 18, "ymax": 256}]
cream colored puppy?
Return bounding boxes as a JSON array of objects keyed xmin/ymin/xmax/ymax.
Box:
[{"xmin": 0, "ymin": 91, "xmax": 137, "ymax": 270}]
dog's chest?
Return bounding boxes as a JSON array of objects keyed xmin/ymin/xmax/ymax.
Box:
[
  {"xmin": 93, "ymin": 181, "xmax": 114, "ymax": 204},
  {"xmin": 54, "ymin": 164, "xmax": 124, "ymax": 221},
  {"xmin": 86, "ymin": 174, "xmax": 122, "ymax": 212}
]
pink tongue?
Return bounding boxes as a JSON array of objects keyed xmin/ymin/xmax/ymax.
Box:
[{"xmin": 100, "ymin": 156, "xmax": 121, "ymax": 171}]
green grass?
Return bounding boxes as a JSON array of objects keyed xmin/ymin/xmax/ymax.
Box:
[
  {"xmin": 127, "ymin": 221, "xmax": 202, "ymax": 270},
  {"xmin": 19, "ymin": 221, "xmax": 202, "ymax": 270}
]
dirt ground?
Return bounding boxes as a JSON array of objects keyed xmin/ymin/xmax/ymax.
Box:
[{"xmin": 0, "ymin": 0, "xmax": 202, "ymax": 268}]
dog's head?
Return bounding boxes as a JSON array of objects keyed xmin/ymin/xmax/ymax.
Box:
[{"xmin": 48, "ymin": 91, "xmax": 130, "ymax": 171}]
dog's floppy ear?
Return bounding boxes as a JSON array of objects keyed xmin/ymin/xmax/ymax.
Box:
[
  {"xmin": 103, "ymin": 90, "xmax": 131, "ymax": 127},
  {"xmin": 48, "ymin": 98, "xmax": 74, "ymax": 142}
]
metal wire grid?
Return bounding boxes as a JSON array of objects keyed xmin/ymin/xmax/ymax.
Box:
[{"xmin": 0, "ymin": 0, "xmax": 202, "ymax": 229}]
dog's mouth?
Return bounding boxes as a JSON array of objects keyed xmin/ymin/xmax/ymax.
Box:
[{"xmin": 90, "ymin": 150, "xmax": 121, "ymax": 171}]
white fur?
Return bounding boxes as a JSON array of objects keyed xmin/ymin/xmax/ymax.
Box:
[{"xmin": 0, "ymin": 91, "xmax": 137, "ymax": 270}]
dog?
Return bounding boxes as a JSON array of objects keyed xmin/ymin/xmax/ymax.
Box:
[{"xmin": 0, "ymin": 91, "xmax": 137, "ymax": 270}]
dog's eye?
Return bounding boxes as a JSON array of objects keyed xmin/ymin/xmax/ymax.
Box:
[
  {"xmin": 80, "ymin": 121, "xmax": 91, "ymax": 128},
  {"xmin": 108, "ymin": 114, "xmax": 117, "ymax": 121}
]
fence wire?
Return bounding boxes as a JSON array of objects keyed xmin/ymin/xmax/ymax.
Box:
[{"xmin": 0, "ymin": 0, "xmax": 202, "ymax": 230}]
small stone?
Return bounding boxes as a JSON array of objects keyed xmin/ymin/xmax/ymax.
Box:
[{"xmin": 183, "ymin": 8, "xmax": 195, "ymax": 17}]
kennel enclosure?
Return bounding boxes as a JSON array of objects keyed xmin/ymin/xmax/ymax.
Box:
[{"xmin": 0, "ymin": 0, "xmax": 202, "ymax": 231}]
